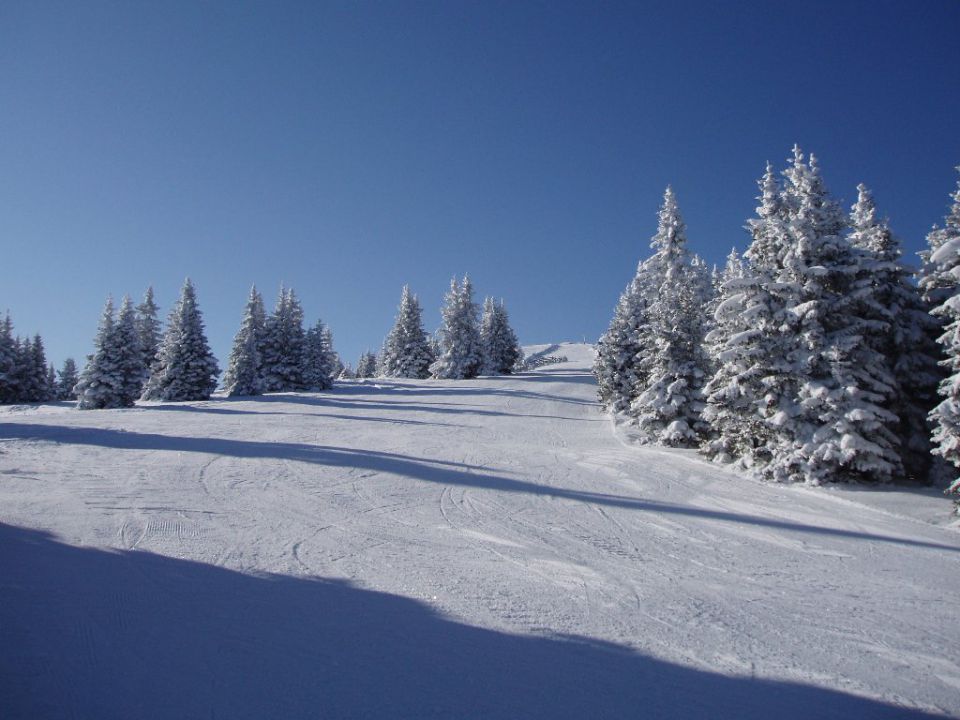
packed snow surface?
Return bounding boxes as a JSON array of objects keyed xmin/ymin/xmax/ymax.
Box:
[{"xmin": 1, "ymin": 343, "xmax": 958, "ymax": 719}]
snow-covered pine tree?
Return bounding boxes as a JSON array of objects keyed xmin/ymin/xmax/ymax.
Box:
[
  {"xmin": 75, "ymin": 297, "xmax": 121, "ymax": 409},
  {"xmin": 699, "ymin": 246, "xmax": 776, "ymax": 465},
  {"xmin": 356, "ymin": 351, "xmax": 378, "ymax": 378},
  {"xmin": 261, "ymin": 287, "xmax": 306, "ymax": 392},
  {"xmin": 302, "ymin": 319, "xmax": 338, "ymax": 391},
  {"xmin": 136, "ymin": 286, "xmax": 162, "ymax": 379},
  {"xmin": 849, "ymin": 184, "xmax": 942, "ymax": 483},
  {"xmin": 57, "ymin": 358, "xmax": 79, "ymax": 401},
  {"xmin": 430, "ymin": 276, "xmax": 483, "ymax": 379},
  {"xmin": 0, "ymin": 313, "xmax": 16, "ymax": 403},
  {"xmin": 21, "ymin": 335, "xmax": 51, "ymax": 402},
  {"xmin": 379, "ymin": 286, "xmax": 434, "ymax": 379},
  {"xmin": 142, "ymin": 279, "xmax": 219, "ymax": 402},
  {"xmin": 594, "ymin": 264, "xmax": 652, "ymax": 413},
  {"xmin": 222, "ymin": 285, "xmax": 266, "ymax": 397},
  {"xmin": 771, "ymin": 149, "xmax": 901, "ymax": 484},
  {"xmin": 480, "ymin": 297, "xmax": 523, "ymax": 375},
  {"xmin": 926, "ymin": 168, "xmax": 960, "ymax": 503},
  {"xmin": 629, "ymin": 187, "xmax": 709, "ymax": 446},
  {"xmin": 113, "ymin": 296, "xmax": 146, "ymax": 406},
  {"xmin": 46, "ymin": 363, "xmax": 57, "ymax": 399},
  {"xmin": 338, "ymin": 362, "xmax": 355, "ymax": 379}
]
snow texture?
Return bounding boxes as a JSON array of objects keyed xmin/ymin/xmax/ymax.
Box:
[{"xmin": 1, "ymin": 343, "xmax": 958, "ymax": 719}]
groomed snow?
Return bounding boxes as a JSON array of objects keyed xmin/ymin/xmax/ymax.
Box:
[{"xmin": 1, "ymin": 342, "xmax": 958, "ymax": 719}]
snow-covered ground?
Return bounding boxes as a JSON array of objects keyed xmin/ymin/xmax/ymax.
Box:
[{"xmin": 2, "ymin": 342, "xmax": 958, "ymax": 719}]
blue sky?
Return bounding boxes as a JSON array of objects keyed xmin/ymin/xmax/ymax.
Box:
[{"xmin": 1, "ymin": 1, "xmax": 958, "ymax": 370}]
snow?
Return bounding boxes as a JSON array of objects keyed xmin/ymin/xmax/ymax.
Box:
[{"xmin": 1, "ymin": 341, "xmax": 958, "ymax": 718}]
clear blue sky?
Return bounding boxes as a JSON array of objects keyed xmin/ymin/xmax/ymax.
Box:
[{"xmin": 2, "ymin": 1, "xmax": 958, "ymax": 371}]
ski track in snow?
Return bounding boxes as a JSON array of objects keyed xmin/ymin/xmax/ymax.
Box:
[{"xmin": 1, "ymin": 343, "xmax": 959, "ymax": 719}]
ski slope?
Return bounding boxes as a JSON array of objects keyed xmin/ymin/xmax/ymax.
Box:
[{"xmin": 1, "ymin": 342, "xmax": 958, "ymax": 719}]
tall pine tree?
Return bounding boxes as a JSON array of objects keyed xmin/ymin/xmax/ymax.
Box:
[
  {"xmin": 430, "ymin": 276, "xmax": 482, "ymax": 380},
  {"xmin": 629, "ymin": 187, "xmax": 709, "ymax": 446},
  {"xmin": 222, "ymin": 285, "xmax": 266, "ymax": 397},
  {"xmin": 142, "ymin": 279, "xmax": 219, "ymax": 401},
  {"xmin": 379, "ymin": 286, "xmax": 434, "ymax": 379}
]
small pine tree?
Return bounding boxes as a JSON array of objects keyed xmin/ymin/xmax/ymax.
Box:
[
  {"xmin": 303, "ymin": 320, "xmax": 338, "ymax": 390},
  {"xmin": 222, "ymin": 286, "xmax": 266, "ymax": 397},
  {"xmin": 261, "ymin": 287, "xmax": 306, "ymax": 392},
  {"xmin": 356, "ymin": 351, "xmax": 378, "ymax": 378},
  {"xmin": 0, "ymin": 313, "xmax": 16, "ymax": 403},
  {"xmin": 379, "ymin": 286, "xmax": 434, "ymax": 379},
  {"xmin": 136, "ymin": 286, "xmax": 162, "ymax": 379},
  {"xmin": 114, "ymin": 296, "xmax": 146, "ymax": 406},
  {"xmin": 57, "ymin": 358, "xmax": 79, "ymax": 401},
  {"xmin": 142, "ymin": 279, "xmax": 219, "ymax": 401},
  {"xmin": 338, "ymin": 362, "xmax": 355, "ymax": 379},
  {"xmin": 594, "ymin": 267, "xmax": 652, "ymax": 414},
  {"xmin": 75, "ymin": 298, "xmax": 121, "ymax": 409},
  {"xmin": 480, "ymin": 297, "xmax": 523, "ymax": 375},
  {"xmin": 430, "ymin": 276, "xmax": 482, "ymax": 379}
]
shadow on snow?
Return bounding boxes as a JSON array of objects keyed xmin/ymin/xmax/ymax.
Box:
[{"xmin": 0, "ymin": 522, "xmax": 945, "ymax": 720}]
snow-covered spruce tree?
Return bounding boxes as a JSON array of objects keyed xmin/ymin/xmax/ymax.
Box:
[
  {"xmin": 628, "ymin": 187, "xmax": 710, "ymax": 447},
  {"xmin": 849, "ymin": 184, "xmax": 942, "ymax": 483},
  {"xmin": 136, "ymin": 286, "xmax": 162, "ymax": 379},
  {"xmin": 480, "ymin": 297, "xmax": 523, "ymax": 375},
  {"xmin": 338, "ymin": 362, "xmax": 355, "ymax": 379},
  {"xmin": 0, "ymin": 312, "xmax": 17, "ymax": 403},
  {"xmin": 46, "ymin": 363, "xmax": 57, "ymax": 399},
  {"xmin": 56, "ymin": 358, "xmax": 79, "ymax": 401},
  {"xmin": 222, "ymin": 286, "xmax": 266, "ymax": 397},
  {"xmin": 261, "ymin": 287, "xmax": 306, "ymax": 392},
  {"xmin": 20, "ymin": 335, "xmax": 52, "ymax": 402},
  {"xmin": 75, "ymin": 297, "xmax": 121, "ymax": 409},
  {"xmin": 770, "ymin": 149, "xmax": 901, "ymax": 484},
  {"xmin": 699, "ymin": 246, "xmax": 777, "ymax": 465},
  {"xmin": 379, "ymin": 286, "xmax": 434, "ymax": 379},
  {"xmin": 595, "ymin": 262, "xmax": 653, "ymax": 413},
  {"xmin": 926, "ymin": 168, "xmax": 960, "ymax": 502},
  {"xmin": 142, "ymin": 279, "xmax": 219, "ymax": 402},
  {"xmin": 430, "ymin": 276, "xmax": 483, "ymax": 379},
  {"xmin": 356, "ymin": 351, "xmax": 378, "ymax": 378},
  {"xmin": 303, "ymin": 319, "xmax": 338, "ymax": 391},
  {"xmin": 113, "ymin": 296, "xmax": 146, "ymax": 406}
]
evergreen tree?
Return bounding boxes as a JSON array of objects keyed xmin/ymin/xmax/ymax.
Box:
[
  {"xmin": 0, "ymin": 313, "xmax": 16, "ymax": 403},
  {"xmin": 430, "ymin": 276, "xmax": 483, "ymax": 379},
  {"xmin": 356, "ymin": 351, "xmax": 378, "ymax": 378},
  {"xmin": 338, "ymin": 362, "xmax": 355, "ymax": 379},
  {"xmin": 772, "ymin": 150, "xmax": 900, "ymax": 484},
  {"xmin": 849, "ymin": 184, "xmax": 942, "ymax": 482},
  {"xmin": 594, "ymin": 264, "xmax": 653, "ymax": 413},
  {"xmin": 222, "ymin": 286, "xmax": 266, "ymax": 397},
  {"xmin": 379, "ymin": 286, "xmax": 434, "ymax": 379},
  {"xmin": 926, "ymin": 168, "xmax": 960, "ymax": 502},
  {"xmin": 75, "ymin": 297, "xmax": 121, "ymax": 409},
  {"xmin": 22, "ymin": 335, "xmax": 51, "ymax": 402},
  {"xmin": 629, "ymin": 187, "xmax": 709, "ymax": 447},
  {"xmin": 480, "ymin": 297, "xmax": 523, "ymax": 375},
  {"xmin": 57, "ymin": 358, "xmax": 79, "ymax": 401},
  {"xmin": 114, "ymin": 296, "xmax": 146, "ymax": 406},
  {"xmin": 261, "ymin": 287, "xmax": 306, "ymax": 392},
  {"xmin": 136, "ymin": 286, "xmax": 162, "ymax": 378},
  {"xmin": 46, "ymin": 363, "xmax": 57, "ymax": 400},
  {"xmin": 303, "ymin": 319, "xmax": 338, "ymax": 390},
  {"xmin": 142, "ymin": 279, "xmax": 219, "ymax": 401}
]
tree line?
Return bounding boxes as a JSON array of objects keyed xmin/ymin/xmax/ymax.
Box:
[{"xmin": 0, "ymin": 275, "xmax": 522, "ymax": 408}]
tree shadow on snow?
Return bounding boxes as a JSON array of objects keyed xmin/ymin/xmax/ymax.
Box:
[
  {"xmin": 0, "ymin": 522, "xmax": 945, "ymax": 720},
  {"xmin": 2, "ymin": 424, "xmax": 958, "ymax": 554}
]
